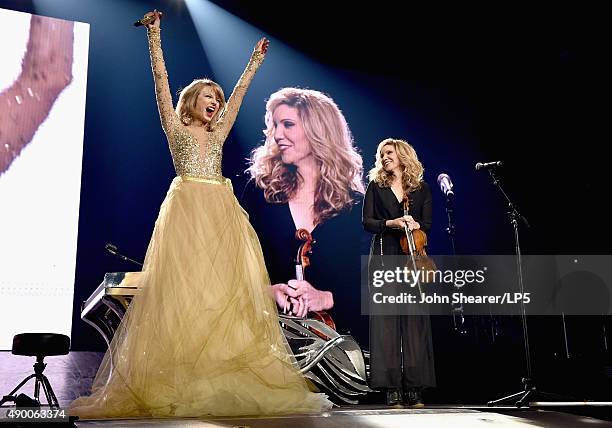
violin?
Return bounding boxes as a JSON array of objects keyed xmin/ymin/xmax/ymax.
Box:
[
  {"xmin": 399, "ymin": 196, "xmax": 436, "ymax": 289},
  {"xmin": 293, "ymin": 229, "xmax": 337, "ymax": 338},
  {"xmin": 399, "ymin": 224, "xmax": 428, "ymax": 257}
]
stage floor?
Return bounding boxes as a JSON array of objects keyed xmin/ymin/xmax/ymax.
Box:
[
  {"xmin": 1, "ymin": 352, "xmax": 610, "ymax": 427},
  {"xmin": 66, "ymin": 407, "xmax": 612, "ymax": 427}
]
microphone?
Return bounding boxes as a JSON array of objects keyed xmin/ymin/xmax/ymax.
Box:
[
  {"xmin": 437, "ymin": 173, "xmax": 454, "ymax": 197},
  {"xmin": 133, "ymin": 12, "xmax": 162, "ymax": 27},
  {"xmin": 475, "ymin": 161, "xmax": 503, "ymax": 171},
  {"xmin": 105, "ymin": 243, "xmax": 118, "ymax": 255},
  {"xmin": 105, "ymin": 243, "xmax": 143, "ymax": 267}
]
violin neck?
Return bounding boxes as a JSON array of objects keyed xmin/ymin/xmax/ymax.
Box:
[
  {"xmin": 403, "ymin": 194, "xmax": 410, "ymax": 216},
  {"xmin": 295, "ymin": 264, "xmax": 304, "ymax": 281}
]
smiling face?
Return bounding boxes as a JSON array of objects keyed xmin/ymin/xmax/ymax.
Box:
[
  {"xmin": 272, "ymin": 104, "xmax": 313, "ymax": 166},
  {"xmin": 380, "ymin": 143, "xmax": 402, "ymax": 175}
]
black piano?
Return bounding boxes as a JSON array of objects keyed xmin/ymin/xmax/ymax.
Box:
[{"xmin": 81, "ymin": 272, "xmax": 372, "ymax": 404}]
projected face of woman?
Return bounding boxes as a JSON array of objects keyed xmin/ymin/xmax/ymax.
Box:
[
  {"xmin": 192, "ymin": 86, "xmax": 220, "ymax": 125},
  {"xmin": 272, "ymin": 104, "xmax": 312, "ymax": 167}
]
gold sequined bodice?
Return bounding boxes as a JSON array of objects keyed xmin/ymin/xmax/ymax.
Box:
[
  {"xmin": 147, "ymin": 27, "xmax": 263, "ymax": 180},
  {"xmin": 168, "ymin": 125, "xmax": 223, "ymax": 178}
]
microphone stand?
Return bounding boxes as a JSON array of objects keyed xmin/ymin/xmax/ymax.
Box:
[
  {"xmin": 444, "ymin": 193, "xmax": 467, "ymax": 334},
  {"xmin": 484, "ymin": 168, "xmax": 553, "ymax": 407},
  {"xmin": 444, "ymin": 193, "xmax": 456, "ymax": 255}
]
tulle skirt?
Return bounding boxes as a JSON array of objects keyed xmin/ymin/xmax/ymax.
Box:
[{"xmin": 70, "ymin": 176, "xmax": 331, "ymax": 418}]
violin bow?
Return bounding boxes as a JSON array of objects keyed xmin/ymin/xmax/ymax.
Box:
[{"xmin": 402, "ymin": 196, "xmax": 423, "ymax": 295}]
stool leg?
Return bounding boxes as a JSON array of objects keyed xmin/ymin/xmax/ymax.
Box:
[
  {"xmin": 34, "ymin": 376, "xmax": 41, "ymax": 403},
  {"xmin": 40, "ymin": 374, "xmax": 60, "ymax": 408},
  {"xmin": 5, "ymin": 374, "xmax": 37, "ymax": 397}
]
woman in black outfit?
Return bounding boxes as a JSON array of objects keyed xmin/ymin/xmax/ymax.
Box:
[
  {"xmin": 363, "ymin": 138, "xmax": 436, "ymax": 406},
  {"xmin": 244, "ymin": 87, "xmax": 368, "ymax": 346}
]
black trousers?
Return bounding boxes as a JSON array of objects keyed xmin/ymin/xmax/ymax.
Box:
[{"xmin": 369, "ymin": 313, "xmax": 436, "ymax": 390}]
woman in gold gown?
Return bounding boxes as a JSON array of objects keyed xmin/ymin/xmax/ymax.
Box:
[{"xmin": 70, "ymin": 10, "xmax": 331, "ymax": 418}]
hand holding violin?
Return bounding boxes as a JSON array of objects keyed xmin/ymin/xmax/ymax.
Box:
[
  {"xmin": 271, "ymin": 283, "xmax": 298, "ymax": 313},
  {"xmin": 386, "ymin": 215, "xmax": 420, "ymax": 230},
  {"xmin": 287, "ymin": 279, "xmax": 334, "ymax": 317}
]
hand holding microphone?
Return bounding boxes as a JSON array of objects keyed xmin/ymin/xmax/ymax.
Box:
[{"xmin": 134, "ymin": 10, "xmax": 163, "ymax": 28}]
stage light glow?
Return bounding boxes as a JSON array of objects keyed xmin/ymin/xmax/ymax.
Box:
[{"xmin": 183, "ymin": 0, "xmax": 363, "ymax": 151}]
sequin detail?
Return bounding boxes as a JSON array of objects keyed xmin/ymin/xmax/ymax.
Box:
[{"xmin": 146, "ymin": 26, "xmax": 264, "ymax": 180}]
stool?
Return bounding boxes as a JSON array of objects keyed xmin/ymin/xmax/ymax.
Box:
[{"xmin": 0, "ymin": 333, "xmax": 70, "ymax": 408}]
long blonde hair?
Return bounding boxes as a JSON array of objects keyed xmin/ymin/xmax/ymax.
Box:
[
  {"xmin": 248, "ymin": 88, "xmax": 364, "ymax": 225},
  {"xmin": 368, "ymin": 138, "xmax": 424, "ymax": 192},
  {"xmin": 175, "ymin": 79, "xmax": 225, "ymax": 131}
]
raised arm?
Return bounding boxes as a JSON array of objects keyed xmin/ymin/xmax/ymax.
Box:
[
  {"xmin": 143, "ymin": 11, "xmax": 180, "ymax": 136},
  {"xmin": 215, "ymin": 38, "xmax": 269, "ymax": 141}
]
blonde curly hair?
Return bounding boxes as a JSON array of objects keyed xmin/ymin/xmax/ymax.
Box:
[
  {"xmin": 248, "ymin": 88, "xmax": 364, "ymax": 225},
  {"xmin": 368, "ymin": 138, "xmax": 424, "ymax": 193}
]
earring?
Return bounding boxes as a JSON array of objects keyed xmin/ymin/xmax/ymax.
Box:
[{"xmin": 182, "ymin": 114, "xmax": 193, "ymax": 125}]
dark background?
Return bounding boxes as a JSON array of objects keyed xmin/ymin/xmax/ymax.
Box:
[{"xmin": 1, "ymin": 0, "xmax": 609, "ymax": 403}]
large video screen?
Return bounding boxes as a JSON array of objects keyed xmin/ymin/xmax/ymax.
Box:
[{"xmin": 0, "ymin": 8, "xmax": 89, "ymax": 349}]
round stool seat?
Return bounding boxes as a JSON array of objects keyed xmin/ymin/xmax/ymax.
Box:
[{"xmin": 12, "ymin": 333, "xmax": 70, "ymax": 357}]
